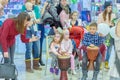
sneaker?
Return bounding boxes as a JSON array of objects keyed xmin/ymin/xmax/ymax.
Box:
[
  {"xmin": 50, "ymin": 68, "xmax": 54, "ymax": 73},
  {"xmin": 105, "ymin": 61, "xmax": 109, "ymax": 69},
  {"xmin": 55, "ymin": 68, "xmax": 59, "ymax": 75}
]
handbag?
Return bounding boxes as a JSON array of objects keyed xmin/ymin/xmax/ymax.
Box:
[{"xmin": 0, "ymin": 58, "xmax": 18, "ymax": 79}]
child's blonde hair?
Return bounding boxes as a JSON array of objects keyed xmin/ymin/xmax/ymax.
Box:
[{"xmin": 25, "ymin": 2, "xmax": 33, "ymax": 10}]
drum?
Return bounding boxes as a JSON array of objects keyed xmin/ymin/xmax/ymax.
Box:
[
  {"xmin": 87, "ymin": 46, "xmax": 99, "ymax": 70},
  {"xmin": 58, "ymin": 55, "xmax": 70, "ymax": 80}
]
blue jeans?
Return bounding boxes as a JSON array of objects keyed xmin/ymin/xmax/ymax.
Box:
[
  {"xmin": 105, "ymin": 37, "xmax": 114, "ymax": 62},
  {"xmin": 25, "ymin": 40, "xmax": 40, "ymax": 60},
  {"xmin": 25, "ymin": 28, "xmax": 40, "ymax": 60}
]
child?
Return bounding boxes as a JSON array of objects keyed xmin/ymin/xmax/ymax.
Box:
[
  {"xmin": 60, "ymin": 29, "xmax": 76, "ymax": 74},
  {"xmin": 81, "ymin": 22, "xmax": 104, "ymax": 80},
  {"xmin": 49, "ymin": 32, "xmax": 62, "ymax": 75},
  {"xmin": 24, "ymin": 2, "xmax": 41, "ymax": 73},
  {"xmin": 66, "ymin": 11, "xmax": 83, "ymax": 29}
]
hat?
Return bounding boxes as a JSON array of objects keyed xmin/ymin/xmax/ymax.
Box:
[{"xmin": 104, "ymin": 1, "xmax": 112, "ymax": 9}]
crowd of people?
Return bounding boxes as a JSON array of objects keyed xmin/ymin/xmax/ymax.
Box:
[{"xmin": 0, "ymin": 0, "xmax": 120, "ymax": 80}]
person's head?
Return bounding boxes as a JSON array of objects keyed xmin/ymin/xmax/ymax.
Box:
[
  {"xmin": 104, "ymin": 1, "xmax": 112, "ymax": 13},
  {"xmin": 70, "ymin": 11, "xmax": 79, "ymax": 21},
  {"xmin": 53, "ymin": 32, "xmax": 62, "ymax": 43},
  {"xmin": 89, "ymin": 22, "xmax": 97, "ymax": 35},
  {"xmin": 25, "ymin": 2, "xmax": 33, "ymax": 11},
  {"xmin": 35, "ymin": 0, "xmax": 41, "ymax": 5},
  {"xmin": 15, "ymin": 12, "xmax": 31, "ymax": 34},
  {"xmin": 103, "ymin": 1, "xmax": 112, "ymax": 22},
  {"xmin": 60, "ymin": 0, "xmax": 67, "ymax": 7},
  {"xmin": 26, "ymin": 0, "xmax": 36, "ymax": 5},
  {"xmin": 0, "ymin": 0, "xmax": 9, "ymax": 7},
  {"xmin": 62, "ymin": 29, "xmax": 69, "ymax": 40}
]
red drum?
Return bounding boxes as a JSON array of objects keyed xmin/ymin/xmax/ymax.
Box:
[
  {"xmin": 58, "ymin": 56, "xmax": 70, "ymax": 80},
  {"xmin": 87, "ymin": 46, "xmax": 99, "ymax": 70}
]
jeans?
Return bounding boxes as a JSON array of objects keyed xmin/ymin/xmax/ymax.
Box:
[
  {"xmin": 25, "ymin": 28, "xmax": 40, "ymax": 60},
  {"xmin": 105, "ymin": 37, "xmax": 114, "ymax": 62},
  {"xmin": 25, "ymin": 40, "xmax": 40, "ymax": 60},
  {"xmin": 0, "ymin": 43, "xmax": 15, "ymax": 64},
  {"xmin": 38, "ymin": 24, "xmax": 45, "ymax": 61},
  {"xmin": 82, "ymin": 51, "xmax": 102, "ymax": 71}
]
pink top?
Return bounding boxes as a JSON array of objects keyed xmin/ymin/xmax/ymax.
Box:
[{"xmin": 59, "ymin": 10, "xmax": 69, "ymax": 28}]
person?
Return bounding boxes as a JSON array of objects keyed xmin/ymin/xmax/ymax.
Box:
[
  {"xmin": 49, "ymin": 32, "xmax": 62, "ymax": 75},
  {"xmin": 23, "ymin": 2, "xmax": 41, "ymax": 73},
  {"xmin": 60, "ymin": 29, "xmax": 76, "ymax": 75},
  {"xmin": 56, "ymin": 0, "xmax": 71, "ymax": 28},
  {"xmin": 81, "ymin": 22, "xmax": 105, "ymax": 80},
  {"xmin": 0, "ymin": 12, "xmax": 39, "ymax": 80},
  {"xmin": 97, "ymin": 1, "xmax": 116, "ymax": 69},
  {"xmin": 66, "ymin": 11, "xmax": 83, "ymax": 29},
  {"xmin": 22, "ymin": 0, "xmax": 45, "ymax": 66},
  {"xmin": 0, "ymin": 0, "xmax": 9, "ymax": 16},
  {"xmin": 109, "ymin": 19, "xmax": 120, "ymax": 80}
]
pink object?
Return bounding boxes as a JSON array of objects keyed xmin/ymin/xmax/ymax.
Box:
[
  {"xmin": 70, "ymin": 55, "xmax": 75, "ymax": 70},
  {"xmin": 59, "ymin": 10, "xmax": 69, "ymax": 28}
]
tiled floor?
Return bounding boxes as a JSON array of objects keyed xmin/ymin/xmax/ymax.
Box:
[{"xmin": 0, "ymin": 53, "xmax": 111, "ymax": 80}]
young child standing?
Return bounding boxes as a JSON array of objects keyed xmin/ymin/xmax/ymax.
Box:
[
  {"xmin": 60, "ymin": 29, "xmax": 76, "ymax": 75},
  {"xmin": 23, "ymin": 2, "xmax": 41, "ymax": 73},
  {"xmin": 81, "ymin": 22, "xmax": 105, "ymax": 80},
  {"xmin": 49, "ymin": 32, "xmax": 62, "ymax": 75}
]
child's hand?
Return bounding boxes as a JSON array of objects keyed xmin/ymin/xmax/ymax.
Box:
[{"xmin": 99, "ymin": 33, "xmax": 104, "ymax": 37}]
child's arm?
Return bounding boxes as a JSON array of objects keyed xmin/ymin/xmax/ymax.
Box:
[
  {"xmin": 50, "ymin": 43, "xmax": 60, "ymax": 56},
  {"xmin": 82, "ymin": 33, "xmax": 91, "ymax": 46},
  {"xmin": 98, "ymin": 34, "xmax": 105, "ymax": 46}
]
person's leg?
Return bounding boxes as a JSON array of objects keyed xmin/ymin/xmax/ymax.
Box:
[
  {"xmin": 70, "ymin": 54, "xmax": 76, "ymax": 74},
  {"xmin": 37, "ymin": 24, "xmax": 45, "ymax": 66},
  {"xmin": 32, "ymin": 40, "xmax": 42, "ymax": 70},
  {"xmin": 39, "ymin": 35, "xmax": 45, "ymax": 66},
  {"xmin": 92, "ymin": 52, "xmax": 102, "ymax": 80},
  {"xmin": 105, "ymin": 38, "xmax": 114, "ymax": 69},
  {"xmin": 9, "ymin": 44, "xmax": 15, "ymax": 64},
  {"xmin": 25, "ymin": 42, "xmax": 33, "ymax": 73},
  {"xmin": 81, "ymin": 52, "xmax": 88, "ymax": 80},
  {"xmin": 50, "ymin": 53, "xmax": 56, "ymax": 73}
]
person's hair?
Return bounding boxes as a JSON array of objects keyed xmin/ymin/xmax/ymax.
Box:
[
  {"xmin": 13, "ymin": 12, "xmax": 31, "ymax": 34},
  {"xmin": 26, "ymin": 0, "xmax": 31, "ymax": 2},
  {"xmin": 70, "ymin": 11, "xmax": 78, "ymax": 19},
  {"xmin": 49, "ymin": 32, "xmax": 63, "ymax": 48},
  {"xmin": 102, "ymin": 8, "xmax": 112, "ymax": 22},
  {"xmin": 35, "ymin": 0, "xmax": 41, "ymax": 5},
  {"xmin": 89, "ymin": 22, "xmax": 97, "ymax": 28}
]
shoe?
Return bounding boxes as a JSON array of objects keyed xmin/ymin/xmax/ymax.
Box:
[
  {"xmin": 33, "ymin": 59, "xmax": 42, "ymax": 70},
  {"xmin": 100, "ymin": 62, "xmax": 104, "ymax": 70},
  {"xmin": 39, "ymin": 60, "xmax": 45, "ymax": 66},
  {"xmin": 50, "ymin": 68, "xmax": 54, "ymax": 73},
  {"xmin": 105, "ymin": 61, "xmax": 109, "ymax": 69},
  {"xmin": 25, "ymin": 60, "xmax": 34, "ymax": 73},
  {"xmin": 55, "ymin": 68, "xmax": 59, "ymax": 75},
  {"xmin": 72, "ymin": 70, "xmax": 77, "ymax": 75}
]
